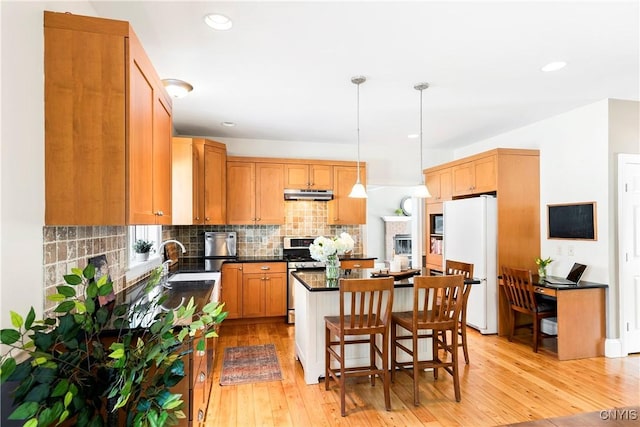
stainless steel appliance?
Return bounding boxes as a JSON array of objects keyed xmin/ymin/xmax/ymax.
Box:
[
  {"xmin": 283, "ymin": 236, "xmax": 325, "ymax": 324},
  {"xmin": 204, "ymin": 232, "xmax": 237, "ymax": 272}
]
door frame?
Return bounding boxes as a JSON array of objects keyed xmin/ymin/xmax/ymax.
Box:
[{"xmin": 617, "ymin": 153, "xmax": 640, "ymax": 356}]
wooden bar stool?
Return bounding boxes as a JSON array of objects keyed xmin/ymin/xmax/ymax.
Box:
[
  {"xmin": 324, "ymin": 277, "xmax": 394, "ymax": 417},
  {"xmin": 444, "ymin": 260, "xmax": 474, "ymax": 364},
  {"xmin": 391, "ymin": 275, "xmax": 464, "ymax": 405}
]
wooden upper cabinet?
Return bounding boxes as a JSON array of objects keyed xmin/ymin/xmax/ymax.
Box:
[
  {"xmin": 256, "ymin": 163, "xmax": 285, "ymax": 224},
  {"xmin": 203, "ymin": 143, "xmax": 227, "ymax": 224},
  {"xmin": 328, "ymin": 165, "xmax": 367, "ymax": 225},
  {"xmin": 226, "ymin": 161, "xmax": 256, "ymax": 224},
  {"xmin": 425, "ymin": 169, "xmax": 452, "ymax": 203},
  {"xmin": 451, "ymin": 155, "xmax": 497, "ymax": 196},
  {"xmin": 44, "ymin": 11, "xmax": 172, "ymax": 225},
  {"xmin": 172, "ymin": 138, "xmax": 226, "ymax": 225},
  {"xmin": 284, "ymin": 163, "xmax": 332, "ymax": 190},
  {"xmin": 226, "ymin": 160, "xmax": 284, "ymax": 225}
]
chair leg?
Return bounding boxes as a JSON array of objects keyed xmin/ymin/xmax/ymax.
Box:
[
  {"xmin": 325, "ymin": 326, "xmax": 331, "ymax": 391},
  {"xmin": 340, "ymin": 340, "xmax": 346, "ymax": 417},
  {"xmin": 382, "ymin": 331, "xmax": 391, "ymax": 411},
  {"xmin": 460, "ymin": 309, "xmax": 469, "ymax": 364},
  {"xmin": 413, "ymin": 332, "xmax": 420, "ymax": 406},
  {"xmin": 452, "ymin": 327, "xmax": 461, "ymax": 402},
  {"xmin": 508, "ymin": 310, "xmax": 515, "ymax": 342},
  {"xmin": 432, "ymin": 331, "xmax": 439, "ymax": 381},
  {"xmin": 369, "ymin": 333, "xmax": 375, "ymax": 386},
  {"xmin": 533, "ymin": 317, "xmax": 540, "ymax": 353},
  {"xmin": 390, "ymin": 321, "xmax": 397, "ymax": 383}
]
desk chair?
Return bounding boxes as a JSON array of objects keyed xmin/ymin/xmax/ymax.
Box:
[
  {"xmin": 391, "ymin": 275, "xmax": 465, "ymax": 405},
  {"xmin": 501, "ymin": 266, "xmax": 557, "ymax": 352},
  {"xmin": 324, "ymin": 277, "xmax": 394, "ymax": 417},
  {"xmin": 444, "ymin": 260, "xmax": 474, "ymax": 364}
]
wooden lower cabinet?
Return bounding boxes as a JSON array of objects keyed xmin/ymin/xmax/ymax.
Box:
[{"xmin": 221, "ymin": 262, "xmax": 287, "ymax": 319}]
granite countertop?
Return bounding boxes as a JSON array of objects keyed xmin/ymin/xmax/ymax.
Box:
[
  {"xmin": 174, "ymin": 257, "xmax": 285, "ymax": 271},
  {"xmin": 339, "ymin": 255, "xmax": 377, "ymax": 261},
  {"xmin": 292, "ymin": 269, "xmax": 416, "ymax": 292},
  {"xmin": 292, "ymin": 269, "xmax": 481, "ymax": 292}
]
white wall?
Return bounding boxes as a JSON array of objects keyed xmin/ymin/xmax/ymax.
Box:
[
  {"xmin": 453, "ymin": 99, "xmax": 640, "ymax": 340},
  {"xmin": 0, "ymin": 1, "xmax": 97, "ymax": 332}
]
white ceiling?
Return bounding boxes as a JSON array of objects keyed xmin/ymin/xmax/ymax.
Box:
[{"xmin": 89, "ymin": 1, "xmax": 639, "ymax": 150}]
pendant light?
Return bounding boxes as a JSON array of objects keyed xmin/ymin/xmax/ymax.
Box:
[
  {"xmin": 349, "ymin": 76, "xmax": 368, "ymax": 199},
  {"xmin": 414, "ymin": 82, "xmax": 432, "ymax": 198}
]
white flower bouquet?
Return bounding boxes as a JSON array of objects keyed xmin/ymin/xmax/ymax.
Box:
[{"xmin": 309, "ymin": 232, "xmax": 355, "ymax": 263}]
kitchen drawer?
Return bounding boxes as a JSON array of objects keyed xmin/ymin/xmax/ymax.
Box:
[
  {"xmin": 534, "ymin": 286, "xmax": 557, "ymax": 297},
  {"xmin": 340, "ymin": 259, "xmax": 374, "ymax": 269},
  {"xmin": 242, "ymin": 262, "xmax": 286, "ymax": 274}
]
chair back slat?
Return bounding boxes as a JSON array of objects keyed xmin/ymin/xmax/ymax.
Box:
[
  {"xmin": 445, "ymin": 260, "xmax": 474, "ymax": 279},
  {"xmin": 339, "ymin": 277, "xmax": 394, "ymax": 334},
  {"xmin": 501, "ymin": 266, "xmax": 537, "ymax": 312},
  {"xmin": 413, "ymin": 275, "xmax": 464, "ymax": 329}
]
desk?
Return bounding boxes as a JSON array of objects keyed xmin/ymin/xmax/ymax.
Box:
[{"xmin": 498, "ymin": 277, "xmax": 607, "ymax": 360}]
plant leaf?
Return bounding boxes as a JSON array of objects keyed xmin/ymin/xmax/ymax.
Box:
[
  {"xmin": 25, "ymin": 307, "xmax": 36, "ymax": 330},
  {"xmin": 54, "ymin": 301, "xmax": 75, "ymax": 313},
  {"xmin": 0, "ymin": 357, "xmax": 17, "ymax": 383},
  {"xmin": 96, "ymin": 274, "xmax": 108, "ymax": 288},
  {"xmin": 10, "ymin": 311, "xmax": 23, "ymax": 328},
  {"xmin": 51, "ymin": 379, "xmax": 69, "ymax": 397},
  {"xmin": 83, "ymin": 262, "xmax": 95, "ymax": 280},
  {"xmin": 63, "ymin": 274, "xmax": 82, "ymax": 285},
  {"xmin": 63, "ymin": 390, "xmax": 73, "ymax": 408},
  {"xmin": 8, "ymin": 401, "xmax": 38, "ymax": 420},
  {"xmin": 0, "ymin": 328, "xmax": 20, "ymax": 345},
  {"xmin": 205, "ymin": 330, "xmax": 218, "ymax": 339},
  {"xmin": 47, "ymin": 294, "xmax": 66, "ymax": 302},
  {"xmin": 71, "ymin": 267, "xmax": 84, "ymax": 276},
  {"xmin": 57, "ymin": 409, "xmax": 69, "ymax": 425},
  {"xmin": 24, "ymin": 419, "xmax": 38, "ymax": 427},
  {"xmin": 86, "ymin": 282, "xmax": 98, "ymax": 298},
  {"xmin": 56, "ymin": 285, "xmax": 76, "ymax": 298},
  {"xmin": 25, "ymin": 382, "xmax": 50, "ymax": 403},
  {"xmin": 98, "ymin": 282, "xmax": 113, "ymax": 296}
]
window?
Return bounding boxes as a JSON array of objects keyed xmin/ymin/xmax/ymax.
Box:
[{"xmin": 128, "ymin": 225, "xmax": 162, "ymax": 263}]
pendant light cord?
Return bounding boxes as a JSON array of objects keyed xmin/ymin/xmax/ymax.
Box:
[
  {"xmin": 356, "ymin": 80, "xmax": 361, "ymax": 183},
  {"xmin": 419, "ymin": 87, "xmax": 424, "ymax": 185}
]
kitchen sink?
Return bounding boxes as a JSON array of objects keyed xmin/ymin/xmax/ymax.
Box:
[{"xmin": 168, "ymin": 272, "xmax": 221, "ymax": 282}]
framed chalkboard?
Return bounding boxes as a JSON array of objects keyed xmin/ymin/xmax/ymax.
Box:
[{"xmin": 547, "ymin": 202, "xmax": 597, "ymax": 240}]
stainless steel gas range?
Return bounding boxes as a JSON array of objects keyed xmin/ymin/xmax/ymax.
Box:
[{"xmin": 283, "ymin": 236, "xmax": 325, "ymax": 324}]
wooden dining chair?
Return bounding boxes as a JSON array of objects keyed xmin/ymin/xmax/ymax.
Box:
[
  {"xmin": 324, "ymin": 277, "xmax": 394, "ymax": 417},
  {"xmin": 444, "ymin": 260, "xmax": 474, "ymax": 364},
  {"xmin": 501, "ymin": 266, "xmax": 557, "ymax": 352},
  {"xmin": 391, "ymin": 275, "xmax": 465, "ymax": 405}
]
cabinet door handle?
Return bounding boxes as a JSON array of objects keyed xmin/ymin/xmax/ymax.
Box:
[
  {"xmin": 198, "ymin": 410, "xmax": 205, "ymax": 422},
  {"xmin": 353, "ymin": 264, "xmax": 361, "ymax": 268},
  {"xmin": 205, "ymin": 217, "xmax": 210, "ymax": 221},
  {"xmin": 261, "ymin": 266, "xmax": 270, "ymax": 270},
  {"xmin": 195, "ymin": 216, "xmax": 200, "ymax": 220},
  {"xmin": 155, "ymin": 210, "xmax": 164, "ymax": 216},
  {"xmin": 199, "ymin": 372, "xmax": 206, "ymax": 383}
]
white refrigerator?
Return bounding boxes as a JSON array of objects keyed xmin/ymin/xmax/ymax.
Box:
[{"xmin": 443, "ymin": 195, "xmax": 498, "ymax": 334}]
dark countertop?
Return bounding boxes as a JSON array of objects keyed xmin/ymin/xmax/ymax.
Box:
[
  {"xmin": 533, "ymin": 276, "xmax": 608, "ymax": 290},
  {"xmin": 339, "ymin": 255, "xmax": 377, "ymax": 261},
  {"xmin": 175, "ymin": 257, "xmax": 285, "ymax": 271},
  {"xmin": 292, "ymin": 269, "xmax": 481, "ymax": 292}
]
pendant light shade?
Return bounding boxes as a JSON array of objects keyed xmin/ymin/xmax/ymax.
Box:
[
  {"xmin": 414, "ymin": 82, "xmax": 432, "ymax": 199},
  {"xmin": 349, "ymin": 76, "xmax": 367, "ymax": 199}
]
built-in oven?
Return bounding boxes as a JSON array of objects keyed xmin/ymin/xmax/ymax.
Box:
[{"xmin": 283, "ymin": 237, "xmax": 325, "ymax": 324}]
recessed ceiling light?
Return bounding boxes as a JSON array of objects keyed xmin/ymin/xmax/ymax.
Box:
[
  {"xmin": 204, "ymin": 14, "xmax": 232, "ymax": 31},
  {"xmin": 221, "ymin": 121, "xmax": 236, "ymax": 127},
  {"xmin": 408, "ymin": 134, "xmax": 419, "ymax": 139},
  {"xmin": 541, "ymin": 61, "xmax": 567, "ymax": 72}
]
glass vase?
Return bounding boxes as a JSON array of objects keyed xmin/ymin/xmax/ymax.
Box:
[
  {"xmin": 325, "ymin": 255, "xmax": 340, "ymax": 280},
  {"xmin": 538, "ymin": 266, "xmax": 547, "ymax": 279}
]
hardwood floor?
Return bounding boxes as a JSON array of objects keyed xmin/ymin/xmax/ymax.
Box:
[{"xmin": 206, "ymin": 321, "xmax": 639, "ymax": 426}]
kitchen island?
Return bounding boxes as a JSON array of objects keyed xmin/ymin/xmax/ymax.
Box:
[{"xmin": 292, "ymin": 269, "xmax": 428, "ymax": 385}]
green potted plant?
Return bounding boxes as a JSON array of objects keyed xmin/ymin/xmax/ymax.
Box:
[
  {"xmin": 535, "ymin": 256, "xmax": 553, "ymax": 278},
  {"xmin": 133, "ymin": 239, "xmax": 154, "ymax": 262},
  {"xmin": 0, "ymin": 264, "xmax": 227, "ymax": 427}
]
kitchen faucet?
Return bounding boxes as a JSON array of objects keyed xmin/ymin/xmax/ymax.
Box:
[{"xmin": 158, "ymin": 239, "xmax": 187, "ymax": 277}]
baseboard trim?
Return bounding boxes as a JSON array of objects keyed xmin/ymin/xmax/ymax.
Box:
[{"xmin": 605, "ymin": 338, "xmax": 625, "ymax": 358}]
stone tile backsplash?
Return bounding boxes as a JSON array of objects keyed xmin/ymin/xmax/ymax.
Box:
[
  {"xmin": 164, "ymin": 201, "xmax": 363, "ymax": 258},
  {"xmin": 43, "ymin": 226, "xmax": 127, "ymax": 311},
  {"xmin": 41, "ymin": 201, "xmax": 363, "ymax": 311}
]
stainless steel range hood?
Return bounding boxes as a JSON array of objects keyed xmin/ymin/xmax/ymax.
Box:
[{"xmin": 284, "ymin": 189, "xmax": 334, "ymax": 201}]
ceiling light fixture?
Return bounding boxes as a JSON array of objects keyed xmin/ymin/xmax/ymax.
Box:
[
  {"xmin": 204, "ymin": 13, "xmax": 233, "ymax": 30},
  {"xmin": 414, "ymin": 82, "xmax": 432, "ymax": 199},
  {"xmin": 221, "ymin": 121, "xmax": 236, "ymax": 127},
  {"xmin": 348, "ymin": 76, "xmax": 368, "ymax": 199},
  {"xmin": 161, "ymin": 79, "xmax": 194, "ymax": 98},
  {"xmin": 541, "ymin": 61, "xmax": 567, "ymax": 72}
]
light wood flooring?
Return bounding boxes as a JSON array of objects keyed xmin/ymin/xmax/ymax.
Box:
[{"xmin": 205, "ymin": 321, "xmax": 639, "ymax": 426}]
